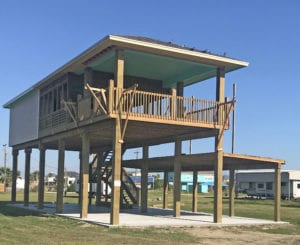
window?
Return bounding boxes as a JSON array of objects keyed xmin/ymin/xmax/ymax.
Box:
[
  {"xmin": 266, "ymin": 182, "xmax": 272, "ymax": 190},
  {"xmin": 297, "ymin": 184, "xmax": 300, "ymax": 189},
  {"xmin": 48, "ymin": 92, "xmax": 53, "ymax": 114},
  {"xmin": 57, "ymin": 86, "xmax": 62, "ymax": 110},
  {"xmin": 257, "ymin": 183, "xmax": 264, "ymax": 189},
  {"xmin": 281, "ymin": 182, "xmax": 286, "ymax": 187}
]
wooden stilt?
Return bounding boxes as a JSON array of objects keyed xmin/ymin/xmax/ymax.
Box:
[
  {"xmin": 56, "ymin": 140, "xmax": 65, "ymax": 213},
  {"xmin": 11, "ymin": 149, "xmax": 18, "ymax": 202},
  {"xmin": 274, "ymin": 164, "xmax": 281, "ymax": 221},
  {"xmin": 80, "ymin": 133, "xmax": 90, "ymax": 218},
  {"xmin": 192, "ymin": 170, "xmax": 198, "ymax": 212},
  {"xmin": 163, "ymin": 171, "xmax": 169, "ymax": 209},
  {"xmin": 229, "ymin": 168, "xmax": 235, "ymax": 217},
  {"xmin": 24, "ymin": 148, "xmax": 32, "ymax": 207},
  {"xmin": 38, "ymin": 145, "xmax": 46, "ymax": 209}
]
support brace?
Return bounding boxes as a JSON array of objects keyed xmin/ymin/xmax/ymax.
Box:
[{"xmin": 85, "ymin": 83, "xmax": 108, "ymax": 114}]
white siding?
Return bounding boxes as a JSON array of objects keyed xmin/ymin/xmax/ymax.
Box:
[{"xmin": 9, "ymin": 90, "xmax": 39, "ymax": 146}]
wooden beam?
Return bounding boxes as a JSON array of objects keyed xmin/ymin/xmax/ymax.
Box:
[
  {"xmin": 115, "ymin": 49, "xmax": 124, "ymax": 89},
  {"xmin": 229, "ymin": 168, "xmax": 235, "ymax": 217},
  {"xmin": 192, "ymin": 170, "xmax": 198, "ymax": 212},
  {"xmin": 56, "ymin": 140, "xmax": 65, "ymax": 213},
  {"xmin": 110, "ymin": 48, "xmax": 124, "ymax": 225},
  {"xmin": 11, "ymin": 149, "xmax": 18, "ymax": 202},
  {"xmin": 163, "ymin": 171, "xmax": 169, "ymax": 209},
  {"xmin": 24, "ymin": 148, "xmax": 32, "ymax": 207},
  {"xmin": 80, "ymin": 133, "xmax": 90, "ymax": 218},
  {"xmin": 78, "ymin": 151, "xmax": 82, "ymax": 204},
  {"xmin": 274, "ymin": 164, "xmax": 281, "ymax": 221},
  {"xmin": 216, "ymin": 67, "xmax": 225, "ymax": 103},
  {"xmin": 214, "ymin": 67, "xmax": 225, "ymax": 223},
  {"xmin": 96, "ymin": 151, "xmax": 103, "ymax": 206},
  {"xmin": 141, "ymin": 146, "xmax": 149, "ymax": 213},
  {"xmin": 38, "ymin": 145, "xmax": 46, "ymax": 209},
  {"xmin": 173, "ymin": 140, "xmax": 181, "ymax": 217},
  {"xmin": 108, "ymin": 79, "xmax": 114, "ymax": 114},
  {"xmin": 110, "ymin": 119, "xmax": 122, "ymax": 225}
]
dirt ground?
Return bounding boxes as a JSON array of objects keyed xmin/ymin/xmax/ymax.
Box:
[{"xmin": 184, "ymin": 225, "xmax": 300, "ymax": 245}]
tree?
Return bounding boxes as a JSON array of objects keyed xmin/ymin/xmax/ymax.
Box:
[
  {"xmin": 0, "ymin": 167, "xmax": 20, "ymax": 186},
  {"xmin": 30, "ymin": 171, "xmax": 39, "ymax": 182},
  {"xmin": 154, "ymin": 176, "xmax": 163, "ymax": 189}
]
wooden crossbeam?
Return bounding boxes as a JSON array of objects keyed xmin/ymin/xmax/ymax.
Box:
[{"xmin": 85, "ymin": 83, "xmax": 107, "ymax": 114}]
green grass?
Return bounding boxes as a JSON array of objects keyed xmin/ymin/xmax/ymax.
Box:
[
  {"xmin": 0, "ymin": 191, "xmax": 197, "ymax": 245},
  {"xmin": 0, "ymin": 189, "xmax": 300, "ymax": 244}
]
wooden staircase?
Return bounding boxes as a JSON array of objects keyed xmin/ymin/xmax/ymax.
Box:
[{"xmin": 89, "ymin": 150, "xmax": 138, "ymax": 207}]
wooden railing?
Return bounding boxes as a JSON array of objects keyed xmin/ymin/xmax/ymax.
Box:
[
  {"xmin": 116, "ymin": 88, "xmax": 231, "ymax": 127},
  {"xmin": 39, "ymin": 84, "xmax": 231, "ymax": 131},
  {"xmin": 39, "ymin": 109, "xmax": 72, "ymax": 130}
]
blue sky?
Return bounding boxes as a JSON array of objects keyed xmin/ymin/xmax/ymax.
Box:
[{"xmin": 1, "ymin": 1, "xmax": 299, "ymax": 175}]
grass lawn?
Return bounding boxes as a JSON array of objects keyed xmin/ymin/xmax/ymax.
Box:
[{"xmin": 0, "ymin": 190, "xmax": 299, "ymax": 244}]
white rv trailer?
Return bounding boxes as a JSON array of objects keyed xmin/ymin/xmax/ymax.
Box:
[{"xmin": 236, "ymin": 170, "xmax": 300, "ymax": 199}]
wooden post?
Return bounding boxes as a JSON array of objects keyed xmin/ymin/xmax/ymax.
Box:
[
  {"xmin": 274, "ymin": 164, "xmax": 281, "ymax": 221},
  {"xmin": 192, "ymin": 170, "xmax": 198, "ymax": 212},
  {"xmin": 108, "ymin": 79, "xmax": 114, "ymax": 114},
  {"xmin": 170, "ymin": 88, "xmax": 176, "ymax": 119},
  {"xmin": 214, "ymin": 67, "xmax": 225, "ymax": 223},
  {"xmin": 229, "ymin": 168, "xmax": 235, "ymax": 217},
  {"xmin": 110, "ymin": 49, "xmax": 124, "ymax": 225},
  {"xmin": 78, "ymin": 151, "xmax": 82, "ymax": 204},
  {"xmin": 111, "ymin": 119, "xmax": 122, "ymax": 225},
  {"xmin": 141, "ymin": 146, "xmax": 149, "ymax": 213},
  {"xmin": 173, "ymin": 140, "xmax": 181, "ymax": 217},
  {"xmin": 177, "ymin": 82, "xmax": 184, "ymax": 117},
  {"xmin": 96, "ymin": 151, "xmax": 103, "ymax": 206},
  {"xmin": 115, "ymin": 50, "xmax": 124, "ymax": 89},
  {"xmin": 11, "ymin": 149, "xmax": 18, "ymax": 202},
  {"xmin": 80, "ymin": 133, "xmax": 90, "ymax": 218},
  {"xmin": 163, "ymin": 171, "xmax": 169, "ymax": 209},
  {"xmin": 88, "ymin": 162, "xmax": 92, "ymax": 206},
  {"xmin": 56, "ymin": 140, "xmax": 65, "ymax": 213},
  {"xmin": 38, "ymin": 145, "xmax": 46, "ymax": 209},
  {"xmin": 176, "ymin": 82, "xmax": 184, "ymax": 96},
  {"xmin": 24, "ymin": 148, "xmax": 32, "ymax": 207}
]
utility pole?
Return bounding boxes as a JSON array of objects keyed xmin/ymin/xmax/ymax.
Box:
[
  {"xmin": 3, "ymin": 144, "xmax": 8, "ymax": 192},
  {"xmin": 134, "ymin": 149, "xmax": 139, "ymax": 176},
  {"xmin": 231, "ymin": 83, "xmax": 236, "ymax": 154}
]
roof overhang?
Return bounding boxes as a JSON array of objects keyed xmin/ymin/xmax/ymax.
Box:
[{"xmin": 4, "ymin": 35, "xmax": 249, "ymax": 108}]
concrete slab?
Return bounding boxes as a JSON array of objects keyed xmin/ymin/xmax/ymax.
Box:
[{"xmin": 11, "ymin": 203, "xmax": 287, "ymax": 228}]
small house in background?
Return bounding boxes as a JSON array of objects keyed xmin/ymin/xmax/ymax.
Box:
[
  {"xmin": 168, "ymin": 171, "xmax": 214, "ymax": 193},
  {"xmin": 236, "ymin": 170, "xmax": 300, "ymax": 199}
]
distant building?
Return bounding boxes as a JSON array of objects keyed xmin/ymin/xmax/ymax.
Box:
[
  {"xmin": 236, "ymin": 170, "xmax": 300, "ymax": 199},
  {"xmin": 169, "ymin": 172, "xmax": 215, "ymax": 193}
]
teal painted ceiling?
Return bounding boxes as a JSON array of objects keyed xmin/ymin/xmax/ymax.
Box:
[{"xmin": 89, "ymin": 49, "xmax": 218, "ymax": 88}]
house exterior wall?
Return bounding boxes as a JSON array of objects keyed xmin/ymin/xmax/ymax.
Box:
[{"xmin": 9, "ymin": 90, "xmax": 39, "ymax": 146}]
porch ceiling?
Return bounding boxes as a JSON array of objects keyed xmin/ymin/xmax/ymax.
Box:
[{"xmin": 87, "ymin": 49, "xmax": 224, "ymax": 88}]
